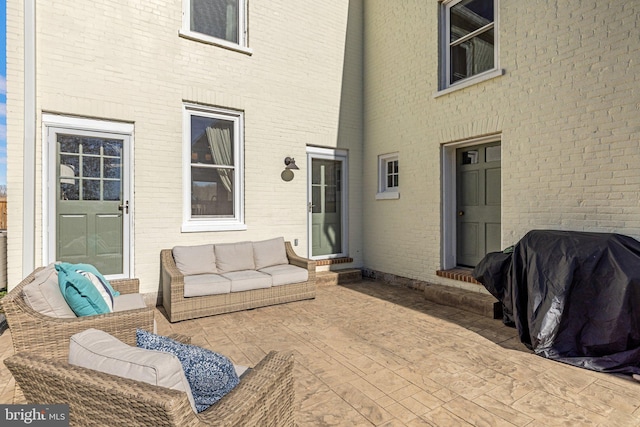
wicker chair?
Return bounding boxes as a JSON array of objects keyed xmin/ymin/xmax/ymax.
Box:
[
  {"xmin": 1, "ymin": 267, "xmax": 155, "ymax": 360},
  {"xmin": 5, "ymin": 331, "xmax": 295, "ymax": 427}
]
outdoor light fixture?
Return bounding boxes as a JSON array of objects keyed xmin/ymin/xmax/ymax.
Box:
[
  {"xmin": 284, "ymin": 157, "xmax": 299, "ymax": 170},
  {"xmin": 281, "ymin": 157, "xmax": 299, "ymax": 182}
]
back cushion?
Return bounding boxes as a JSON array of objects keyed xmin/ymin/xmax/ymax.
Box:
[
  {"xmin": 172, "ymin": 244, "xmax": 216, "ymax": 276},
  {"xmin": 69, "ymin": 328, "xmax": 197, "ymax": 413},
  {"xmin": 22, "ymin": 264, "xmax": 76, "ymax": 318},
  {"xmin": 253, "ymin": 237, "xmax": 288, "ymax": 270},
  {"xmin": 214, "ymin": 242, "xmax": 255, "ymax": 273}
]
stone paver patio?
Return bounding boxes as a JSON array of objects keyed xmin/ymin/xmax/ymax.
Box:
[{"xmin": 2, "ymin": 280, "xmax": 640, "ymax": 426}]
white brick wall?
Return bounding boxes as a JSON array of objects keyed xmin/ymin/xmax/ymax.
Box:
[
  {"xmin": 7, "ymin": 0, "xmax": 364, "ymax": 290},
  {"xmin": 363, "ymin": 1, "xmax": 640, "ymax": 285}
]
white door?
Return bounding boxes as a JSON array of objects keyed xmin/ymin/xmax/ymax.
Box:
[
  {"xmin": 307, "ymin": 148, "xmax": 348, "ymax": 259},
  {"xmin": 45, "ymin": 117, "xmax": 133, "ymax": 279}
]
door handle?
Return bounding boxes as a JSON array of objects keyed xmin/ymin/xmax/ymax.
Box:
[
  {"xmin": 118, "ymin": 200, "xmax": 129, "ymax": 214},
  {"xmin": 458, "ymin": 210, "xmax": 464, "ymax": 216},
  {"xmin": 308, "ymin": 202, "xmax": 316, "ymax": 212}
]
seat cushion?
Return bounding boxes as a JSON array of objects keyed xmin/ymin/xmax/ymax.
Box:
[
  {"xmin": 136, "ymin": 329, "xmax": 239, "ymax": 413},
  {"xmin": 183, "ymin": 274, "xmax": 231, "ymax": 297},
  {"xmin": 221, "ymin": 270, "xmax": 272, "ymax": 292},
  {"xmin": 113, "ymin": 293, "xmax": 147, "ymax": 312},
  {"xmin": 259, "ymin": 264, "xmax": 309, "ymax": 286},
  {"xmin": 69, "ymin": 328, "xmax": 197, "ymax": 413},
  {"xmin": 22, "ymin": 263, "xmax": 76, "ymax": 318},
  {"xmin": 172, "ymin": 244, "xmax": 217, "ymax": 276},
  {"xmin": 56, "ymin": 263, "xmax": 119, "ymax": 316},
  {"xmin": 253, "ymin": 237, "xmax": 288, "ymax": 270},
  {"xmin": 214, "ymin": 242, "xmax": 255, "ymax": 273}
]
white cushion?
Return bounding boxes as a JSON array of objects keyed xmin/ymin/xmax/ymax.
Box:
[
  {"xmin": 22, "ymin": 264, "xmax": 76, "ymax": 318},
  {"xmin": 259, "ymin": 264, "xmax": 309, "ymax": 286},
  {"xmin": 214, "ymin": 242, "xmax": 255, "ymax": 273},
  {"xmin": 221, "ymin": 270, "xmax": 272, "ymax": 292},
  {"xmin": 253, "ymin": 237, "xmax": 288, "ymax": 270},
  {"xmin": 69, "ymin": 328, "xmax": 197, "ymax": 413},
  {"xmin": 113, "ymin": 293, "xmax": 147, "ymax": 312},
  {"xmin": 183, "ymin": 274, "xmax": 231, "ymax": 297},
  {"xmin": 172, "ymin": 244, "xmax": 216, "ymax": 275}
]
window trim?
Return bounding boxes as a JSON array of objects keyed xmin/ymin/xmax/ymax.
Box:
[
  {"xmin": 437, "ymin": 0, "xmax": 502, "ymax": 94},
  {"xmin": 376, "ymin": 153, "xmax": 400, "ymax": 200},
  {"xmin": 182, "ymin": 103, "xmax": 246, "ymax": 232},
  {"xmin": 180, "ymin": 0, "xmax": 252, "ymax": 55}
]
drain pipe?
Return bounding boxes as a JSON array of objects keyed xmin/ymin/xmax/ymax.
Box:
[{"xmin": 22, "ymin": 0, "xmax": 36, "ymax": 277}]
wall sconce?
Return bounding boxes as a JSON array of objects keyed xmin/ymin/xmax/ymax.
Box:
[
  {"xmin": 281, "ymin": 157, "xmax": 299, "ymax": 182},
  {"xmin": 284, "ymin": 157, "xmax": 299, "ymax": 170}
]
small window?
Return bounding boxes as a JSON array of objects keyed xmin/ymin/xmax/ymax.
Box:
[
  {"xmin": 183, "ymin": 104, "xmax": 245, "ymax": 232},
  {"xmin": 182, "ymin": 0, "xmax": 248, "ymax": 51},
  {"xmin": 376, "ymin": 153, "xmax": 400, "ymax": 200},
  {"xmin": 441, "ymin": 0, "xmax": 499, "ymax": 90}
]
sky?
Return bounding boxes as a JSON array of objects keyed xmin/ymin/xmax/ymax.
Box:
[{"xmin": 0, "ymin": 0, "xmax": 6, "ymax": 187}]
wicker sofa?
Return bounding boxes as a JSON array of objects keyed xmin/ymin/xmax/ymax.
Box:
[
  {"xmin": 161, "ymin": 238, "xmax": 316, "ymax": 322},
  {"xmin": 5, "ymin": 331, "xmax": 295, "ymax": 426},
  {"xmin": 1, "ymin": 265, "xmax": 154, "ymax": 360}
]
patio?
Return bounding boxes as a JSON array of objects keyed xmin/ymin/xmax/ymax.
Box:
[{"xmin": 2, "ymin": 279, "xmax": 640, "ymax": 426}]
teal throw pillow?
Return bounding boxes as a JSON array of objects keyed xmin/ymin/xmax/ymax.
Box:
[
  {"xmin": 136, "ymin": 329, "xmax": 240, "ymax": 413},
  {"xmin": 56, "ymin": 262, "xmax": 120, "ymax": 317}
]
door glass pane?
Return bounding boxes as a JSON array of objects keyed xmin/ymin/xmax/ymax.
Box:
[{"xmin": 311, "ymin": 158, "xmax": 343, "ymax": 257}]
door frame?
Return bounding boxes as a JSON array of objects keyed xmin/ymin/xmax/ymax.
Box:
[
  {"xmin": 42, "ymin": 114, "xmax": 134, "ymax": 279},
  {"xmin": 441, "ymin": 133, "xmax": 501, "ymax": 270},
  {"xmin": 306, "ymin": 146, "xmax": 349, "ymax": 260}
]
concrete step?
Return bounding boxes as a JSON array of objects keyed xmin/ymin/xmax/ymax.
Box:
[
  {"xmin": 316, "ymin": 268, "xmax": 362, "ymax": 286},
  {"xmin": 423, "ymin": 283, "xmax": 502, "ymax": 319}
]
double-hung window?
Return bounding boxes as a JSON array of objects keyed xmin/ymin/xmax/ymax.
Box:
[
  {"xmin": 183, "ymin": 104, "xmax": 245, "ymax": 232},
  {"xmin": 376, "ymin": 153, "xmax": 400, "ymax": 200},
  {"xmin": 182, "ymin": 0, "xmax": 249, "ymax": 52},
  {"xmin": 441, "ymin": 0, "xmax": 500, "ymax": 91}
]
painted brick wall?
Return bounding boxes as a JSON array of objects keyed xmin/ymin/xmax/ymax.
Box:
[
  {"xmin": 363, "ymin": 0, "xmax": 640, "ymax": 288},
  {"xmin": 7, "ymin": 0, "xmax": 364, "ymax": 290}
]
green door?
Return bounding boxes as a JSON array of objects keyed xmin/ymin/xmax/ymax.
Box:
[
  {"xmin": 310, "ymin": 158, "xmax": 343, "ymax": 257},
  {"xmin": 456, "ymin": 143, "xmax": 501, "ymax": 267},
  {"xmin": 56, "ymin": 133, "xmax": 127, "ymax": 275}
]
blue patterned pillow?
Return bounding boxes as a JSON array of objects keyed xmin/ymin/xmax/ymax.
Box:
[{"xmin": 136, "ymin": 329, "xmax": 240, "ymax": 412}]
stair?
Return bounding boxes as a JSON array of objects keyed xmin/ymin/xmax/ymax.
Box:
[
  {"xmin": 316, "ymin": 268, "xmax": 362, "ymax": 286},
  {"xmin": 423, "ymin": 283, "xmax": 502, "ymax": 319}
]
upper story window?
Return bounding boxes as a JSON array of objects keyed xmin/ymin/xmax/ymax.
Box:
[
  {"xmin": 440, "ymin": 0, "xmax": 501, "ymax": 92},
  {"xmin": 182, "ymin": 104, "xmax": 245, "ymax": 232},
  {"xmin": 181, "ymin": 0, "xmax": 250, "ymax": 53},
  {"xmin": 376, "ymin": 153, "xmax": 400, "ymax": 200}
]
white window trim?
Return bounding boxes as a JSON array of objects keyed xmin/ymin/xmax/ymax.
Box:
[
  {"xmin": 437, "ymin": 0, "xmax": 503, "ymax": 95},
  {"xmin": 182, "ymin": 104, "xmax": 246, "ymax": 232},
  {"xmin": 180, "ymin": 0, "xmax": 252, "ymax": 55},
  {"xmin": 376, "ymin": 153, "xmax": 400, "ymax": 200}
]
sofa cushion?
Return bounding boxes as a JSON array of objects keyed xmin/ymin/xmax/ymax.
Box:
[
  {"xmin": 22, "ymin": 264, "xmax": 76, "ymax": 318},
  {"xmin": 56, "ymin": 263, "xmax": 120, "ymax": 316},
  {"xmin": 183, "ymin": 274, "xmax": 231, "ymax": 297},
  {"xmin": 253, "ymin": 237, "xmax": 288, "ymax": 270},
  {"xmin": 221, "ymin": 270, "xmax": 272, "ymax": 292},
  {"xmin": 214, "ymin": 242, "xmax": 255, "ymax": 273},
  {"xmin": 172, "ymin": 244, "xmax": 216, "ymax": 275},
  {"xmin": 113, "ymin": 293, "xmax": 148, "ymax": 312},
  {"xmin": 136, "ymin": 329, "xmax": 240, "ymax": 413},
  {"xmin": 69, "ymin": 328, "xmax": 197, "ymax": 413},
  {"xmin": 259, "ymin": 264, "xmax": 309, "ymax": 287}
]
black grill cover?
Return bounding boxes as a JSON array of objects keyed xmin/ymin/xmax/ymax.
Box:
[{"xmin": 473, "ymin": 230, "xmax": 640, "ymax": 374}]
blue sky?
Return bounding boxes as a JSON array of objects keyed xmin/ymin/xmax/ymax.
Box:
[{"xmin": 0, "ymin": 0, "xmax": 6, "ymax": 187}]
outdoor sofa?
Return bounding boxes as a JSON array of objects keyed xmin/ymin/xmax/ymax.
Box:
[
  {"xmin": 5, "ymin": 330, "xmax": 295, "ymax": 426},
  {"xmin": 161, "ymin": 237, "xmax": 316, "ymax": 322}
]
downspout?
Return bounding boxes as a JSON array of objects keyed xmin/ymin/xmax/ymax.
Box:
[{"xmin": 22, "ymin": 0, "xmax": 36, "ymax": 276}]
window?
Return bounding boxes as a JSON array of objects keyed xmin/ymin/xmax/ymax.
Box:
[
  {"xmin": 181, "ymin": 0, "xmax": 249, "ymax": 52},
  {"xmin": 183, "ymin": 104, "xmax": 245, "ymax": 232},
  {"xmin": 376, "ymin": 153, "xmax": 399, "ymax": 200},
  {"xmin": 441, "ymin": 0, "xmax": 500, "ymax": 91}
]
